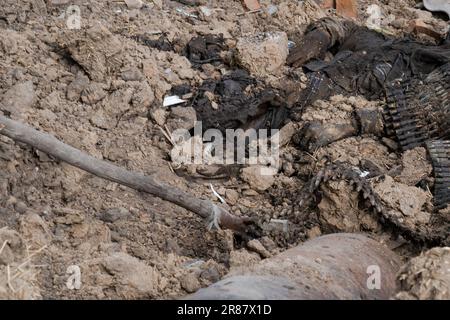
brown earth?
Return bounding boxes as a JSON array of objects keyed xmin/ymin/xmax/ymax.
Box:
[{"xmin": 0, "ymin": 0, "xmax": 448, "ymax": 299}]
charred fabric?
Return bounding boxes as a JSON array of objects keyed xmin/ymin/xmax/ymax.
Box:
[{"xmin": 176, "ymin": 17, "xmax": 450, "ymax": 245}]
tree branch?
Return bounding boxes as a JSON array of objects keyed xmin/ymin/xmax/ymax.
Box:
[{"xmin": 0, "ymin": 115, "xmax": 253, "ymax": 233}]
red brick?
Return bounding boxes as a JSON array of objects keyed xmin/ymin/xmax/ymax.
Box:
[
  {"xmin": 242, "ymin": 0, "xmax": 261, "ymax": 11},
  {"xmin": 336, "ymin": 0, "xmax": 358, "ymax": 19}
]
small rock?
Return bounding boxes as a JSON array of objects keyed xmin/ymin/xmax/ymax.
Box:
[
  {"xmin": 166, "ymin": 106, "xmax": 197, "ymax": 132},
  {"xmin": 121, "ymin": 68, "xmax": 143, "ymax": 81},
  {"xmin": 306, "ymin": 226, "xmax": 322, "ymax": 239},
  {"xmin": 132, "ymin": 81, "xmax": 155, "ymax": 111},
  {"xmin": 150, "ymin": 107, "xmax": 168, "ymax": 126},
  {"xmin": 47, "ymin": 0, "xmax": 71, "ymax": 5},
  {"xmin": 67, "ymin": 73, "xmax": 89, "ymax": 101},
  {"xmin": 259, "ymin": 236, "xmax": 277, "ymax": 252},
  {"xmin": 263, "ymin": 219, "xmax": 289, "ymax": 233},
  {"xmin": 242, "ymin": 189, "xmax": 259, "ymax": 197},
  {"xmin": 180, "ymin": 273, "xmax": 201, "ymax": 293},
  {"xmin": 81, "ymin": 83, "xmax": 107, "ymax": 105},
  {"xmin": 125, "ymin": 0, "xmax": 143, "ymax": 9},
  {"xmin": 242, "ymin": 0, "xmax": 261, "ymax": 11},
  {"xmin": 225, "ymin": 189, "xmax": 239, "ymax": 205},
  {"xmin": 241, "ymin": 166, "xmax": 275, "ymax": 192},
  {"xmin": 90, "ymin": 109, "xmax": 112, "ymax": 130},
  {"xmin": 101, "ymin": 207, "xmax": 131, "ymax": 223},
  {"xmin": 382, "ymin": 137, "xmax": 399, "ymax": 151},
  {"xmin": 246, "ymin": 239, "xmax": 271, "ymax": 258}
]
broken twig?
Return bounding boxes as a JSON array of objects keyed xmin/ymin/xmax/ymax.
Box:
[{"xmin": 0, "ymin": 115, "xmax": 254, "ymax": 234}]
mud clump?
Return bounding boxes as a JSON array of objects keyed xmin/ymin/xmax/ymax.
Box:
[
  {"xmin": 236, "ymin": 32, "xmax": 289, "ymax": 77},
  {"xmin": 59, "ymin": 23, "xmax": 123, "ymax": 82}
]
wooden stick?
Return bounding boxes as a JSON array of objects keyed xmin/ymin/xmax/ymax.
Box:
[{"xmin": 0, "ymin": 115, "xmax": 253, "ymax": 233}]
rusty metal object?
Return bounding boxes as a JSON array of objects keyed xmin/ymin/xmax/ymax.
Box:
[{"xmin": 186, "ymin": 233, "xmax": 401, "ymax": 300}]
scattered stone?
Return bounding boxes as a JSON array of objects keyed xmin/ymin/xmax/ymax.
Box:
[
  {"xmin": 306, "ymin": 226, "xmax": 322, "ymax": 239},
  {"xmin": 90, "ymin": 109, "xmax": 112, "ymax": 130},
  {"xmin": 242, "ymin": 0, "xmax": 261, "ymax": 11},
  {"xmin": 263, "ymin": 219, "xmax": 289, "ymax": 233},
  {"xmin": 150, "ymin": 107, "xmax": 168, "ymax": 126},
  {"xmin": 125, "ymin": 0, "xmax": 143, "ymax": 10},
  {"xmin": 180, "ymin": 273, "xmax": 201, "ymax": 293},
  {"xmin": 166, "ymin": 106, "xmax": 197, "ymax": 132},
  {"xmin": 67, "ymin": 73, "xmax": 89, "ymax": 101},
  {"xmin": 241, "ymin": 166, "xmax": 275, "ymax": 192},
  {"xmin": 225, "ymin": 189, "xmax": 239, "ymax": 205},
  {"xmin": 121, "ymin": 68, "xmax": 144, "ymax": 81},
  {"xmin": 318, "ymin": 180, "xmax": 381, "ymax": 233},
  {"xmin": 100, "ymin": 207, "xmax": 131, "ymax": 223},
  {"xmin": 81, "ymin": 83, "xmax": 107, "ymax": 105},
  {"xmin": 246, "ymin": 239, "xmax": 271, "ymax": 258},
  {"xmin": 132, "ymin": 81, "xmax": 155, "ymax": 111}
]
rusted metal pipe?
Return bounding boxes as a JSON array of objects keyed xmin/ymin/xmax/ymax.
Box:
[{"xmin": 186, "ymin": 233, "xmax": 401, "ymax": 299}]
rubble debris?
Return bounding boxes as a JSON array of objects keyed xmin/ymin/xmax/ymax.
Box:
[
  {"xmin": 241, "ymin": 0, "xmax": 261, "ymax": 12},
  {"xmin": 246, "ymin": 239, "xmax": 271, "ymax": 258},
  {"xmin": 236, "ymin": 32, "xmax": 288, "ymax": 77},
  {"xmin": 241, "ymin": 166, "xmax": 276, "ymax": 192},
  {"xmin": 166, "ymin": 106, "xmax": 197, "ymax": 132},
  {"xmin": 186, "ymin": 234, "xmax": 401, "ymax": 299},
  {"xmin": 396, "ymin": 247, "xmax": 450, "ymax": 300}
]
